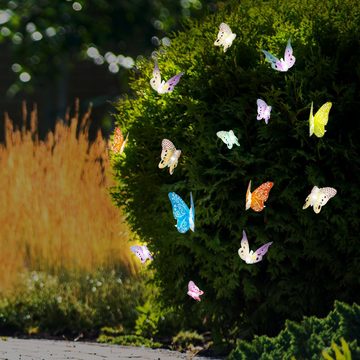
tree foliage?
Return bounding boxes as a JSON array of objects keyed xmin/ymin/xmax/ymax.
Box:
[{"xmin": 111, "ymin": 0, "xmax": 360, "ymax": 340}]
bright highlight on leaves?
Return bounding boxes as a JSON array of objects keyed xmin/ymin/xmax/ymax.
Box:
[
  {"xmin": 216, "ymin": 130, "xmax": 240, "ymax": 149},
  {"xmin": 303, "ymin": 186, "xmax": 337, "ymax": 214},
  {"xmin": 262, "ymin": 39, "xmax": 296, "ymax": 72},
  {"xmin": 187, "ymin": 280, "xmax": 204, "ymax": 301},
  {"xmin": 168, "ymin": 192, "xmax": 195, "ymax": 233},
  {"xmin": 238, "ymin": 230, "xmax": 272, "ymax": 264},
  {"xmin": 110, "ymin": 127, "xmax": 128, "ymax": 155},
  {"xmin": 214, "ymin": 23, "xmax": 236, "ymax": 52},
  {"xmin": 309, "ymin": 101, "xmax": 332, "ymax": 137},
  {"xmin": 130, "ymin": 245, "xmax": 153, "ymax": 263},
  {"xmin": 158, "ymin": 139, "xmax": 181, "ymax": 175},
  {"xmin": 150, "ymin": 60, "xmax": 184, "ymax": 94},
  {"xmin": 246, "ymin": 180, "xmax": 274, "ymax": 212},
  {"xmin": 257, "ymin": 99, "xmax": 272, "ymax": 124}
]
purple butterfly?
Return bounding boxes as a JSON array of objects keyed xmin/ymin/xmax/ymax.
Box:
[
  {"xmin": 187, "ymin": 281, "xmax": 204, "ymax": 301},
  {"xmin": 130, "ymin": 245, "xmax": 153, "ymax": 263},
  {"xmin": 257, "ymin": 99, "xmax": 272, "ymax": 124},
  {"xmin": 150, "ymin": 60, "xmax": 184, "ymax": 94},
  {"xmin": 262, "ymin": 39, "xmax": 296, "ymax": 72},
  {"xmin": 238, "ymin": 231, "xmax": 272, "ymax": 264}
]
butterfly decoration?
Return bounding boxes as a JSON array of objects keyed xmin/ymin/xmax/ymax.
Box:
[
  {"xmin": 168, "ymin": 192, "xmax": 195, "ymax": 233},
  {"xmin": 187, "ymin": 280, "xmax": 204, "ymax": 301},
  {"xmin": 130, "ymin": 245, "xmax": 153, "ymax": 263},
  {"xmin": 246, "ymin": 180, "xmax": 274, "ymax": 212},
  {"xmin": 158, "ymin": 139, "xmax": 181, "ymax": 175},
  {"xmin": 214, "ymin": 23, "xmax": 237, "ymax": 52},
  {"xmin": 257, "ymin": 99, "xmax": 272, "ymax": 124},
  {"xmin": 216, "ymin": 130, "xmax": 240, "ymax": 149},
  {"xmin": 303, "ymin": 186, "xmax": 337, "ymax": 214},
  {"xmin": 262, "ymin": 39, "xmax": 296, "ymax": 72},
  {"xmin": 238, "ymin": 230, "xmax": 272, "ymax": 264},
  {"xmin": 309, "ymin": 102, "xmax": 332, "ymax": 138},
  {"xmin": 150, "ymin": 60, "xmax": 184, "ymax": 94},
  {"xmin": 109, "ymin": 127, "xmax": 128, "ymax": 155}
]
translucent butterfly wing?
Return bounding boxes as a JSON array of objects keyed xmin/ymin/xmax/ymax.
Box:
[
  {"xmin": 150, "ymin": 60, "xmax": 162, "ymax": 91},
  {"xmin": 216, "ymin": 130, "xmax": 240, "ymax": 149},
  {"xmin": 238, "ymin": 230, "xmax": 250, "ymax": 261},
  {"xmin": 251, "ymin": 242, "xmax": 273, "ymax": 263},
  {"xmin": 261, "ymin": 50, "xmax": 280, "ymax": 71},
  {"xmin": 309, "ymin": 102, "xmax": 315, "ymax": 136},
  {"xmin": 303, "ymin": 186, "xmax": 336, "ymax": 213},
  {"xmin": 130, "ymin": 245, "xmax": 152, "ymax": 263},
  {"xmin": 189, "ymin": 192, "xmax": 195, "ymax": 232},
  {"xmin": 110, "ymin": 127, "xmax": 127, "ymax": 154},
  {"xmin": 187, "ymin": 280, "xmax": 204, "ymax": 301},
  {"xmin": 161, "ymin": 72, "xmax": 184, "ymax": 93},
  {"xmin": 251, "ymin": 181, "xmax": 274, "ymax": 211},
  {"xmin": 168, "ymin": 192, "xmax": 191, "ymax": 233},
  {"xmin": 284, "ymin": 39, "xmax": 296, "ymax": 69},
  {"xmin": 313, "ymin": 102, "xmax": 332, "ymax": 138},
  {"xmin": 256, "ymin": 99, "xmax": 272, "ymax": 124},
  {"xmin": 159, "ymin": 139, "xmax": 176, "ymax": 168},
  {"xmin": 214, "ymin": 23, "xmax": 236, "ymax": 52}
]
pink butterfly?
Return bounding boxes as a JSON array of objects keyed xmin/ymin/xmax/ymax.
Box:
[
  {"xmin": 130, "ymin": 245, "xmax": 153, "ymax": 263},
  {"xmin": 262, "ymin": 39, "xmax": 296, "ymax": 72},
  {"xmin": 257, "ymin": 99, "xmax": 272, "ymax": 124},
  {"xmin": 238, "ymin": 231, "xmax": 272, "ymax": 264},
  {"xmin": 150, "ymin": 60, "xmax": 184, "ymax": 94},
  {"xmin": 187, "ymin": 281, "xmax": 204, "ymax": 301}
]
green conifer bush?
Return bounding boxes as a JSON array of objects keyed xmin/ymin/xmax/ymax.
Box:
[
  {"xmin": 228, "ymin": 301, "xmax": 360, "ymax": 360},
  {"xmin": 111, "ymin": 0, "xmax": 360, "ymax": 339}
]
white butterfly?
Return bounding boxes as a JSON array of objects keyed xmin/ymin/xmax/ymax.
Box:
[
  {"xmin": 256, "ymin": 99, "xmax": 272, "ymax": 124},
  {"xmin": 214, "ymin": 23, "xmax": 236, "ymax": 52},
  {"xmin": 262, "ymin": 39, "xmax": 296, "ymax": 72},
  {"xmin": 303, "ymin": 186, "xmax": 337, "ymax": 214},
  {"xmin": 130, "ymin": 245, "xmax": 153, "ymax": 263},
  {"xmin": 216, "ymin": 130, "xmax": 240, "ymax": 149},
  {"xmin": 150, "ymin": 60, "xmax": 184, "ymax": 94},
  {"xmin": 158, "ymin": 139, "xmax": 181, "ymax": 175},
  {"xmin": 238, "ymin": 230, "xmax": 272, "ymax": 264}
]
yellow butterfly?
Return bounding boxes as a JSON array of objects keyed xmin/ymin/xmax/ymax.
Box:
[{"xmin": 309, "ymin": 102, "xmax": 332, "ymax": 137}]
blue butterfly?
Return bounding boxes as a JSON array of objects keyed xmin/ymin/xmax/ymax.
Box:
[{"xmin": 168, "ymin": 192, "xmax": 195, "ymax": 233}]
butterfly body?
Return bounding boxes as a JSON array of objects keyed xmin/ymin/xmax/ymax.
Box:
[
  {"xmin": 110, "ymin": 127, "xmax": 128, "ymax": 155},
  {"xmin": 158, "ymin": 139, "xmax": 181, "ymax": 175},
  {"xmin": 214, "ymin": 23, "xmax": 236, "ymax": 52},
  {"xmin": 168, "ymin": 192, "xmax": 195, "ymax": 233},
  {"xmin": 238, "ymin": 231, "xmax": 272, "ymax": 264},
  {"xmin": 262, "ymin": 39, "xmax": 295, "ymax": 72},
  {"xmin": 216, "ymin": 130, "xmax": 240, "ymax": 149},
  {"xmin": 246, "ymin": 180, "xmax": 274, "ymax": 212},
  {"xmin": 150, "ymin": 60, "xmax": 183, "ymax": 94},
  {"xmin": 257, "ymin": 99, "xmax": 272, "ymax": 124},
  {"xmin": 130, "ymin": 245, "xmax": 153, "ymax": 263},
  {"xmin": 303, "ymin": 186, "xmax": 337, "ymax": 214},
  {"xmin": 309, "ymin": 102, "xmax": 332, "ymax": 137},
  {"xmin": 187, "ymin": 280, "xmax": 204, "ymax": 301}
]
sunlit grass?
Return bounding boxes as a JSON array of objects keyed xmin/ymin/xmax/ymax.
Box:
[{"xmin": 0, "ymin": 101, "xmax": 137, "ymax": 291}]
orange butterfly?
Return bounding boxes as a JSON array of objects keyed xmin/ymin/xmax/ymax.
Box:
[
  {"xmin": 110, "ymin": 127, "xmax": 128, "ymax": 155},
  {"xmin": 245, "ymin": 180, "xmax": 274, "ymax": 212}
]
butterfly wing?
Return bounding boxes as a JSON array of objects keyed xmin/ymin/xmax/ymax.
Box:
[
  {"xmin": 284, "ymin": 39, "xmax": 296, "ymax": 69},
  {"xmin": 217, "ymin": 131, "xmax": 233, "ymax": 149},
  {"xmin": 189, "ymin": 192, "xmax": 195, "ymax": 232},
  {"xmin": 229, "ymin": 130, "xmax": 240, "ymax": 147},
  {"xmin": 150, "ymin": 60, "xmax": 161, "ymax": 91},
  {"xmin": 238, "ymin": 230, "xmax": 250, "ymax": 262},
  {"xmin": 119, "ymin": 132, "xmax": 129, "ymax": 154},
  {"xmin": 187, "ymin": 281, "xmax": 203, "ymax": 301},
  {"xmin": 162, "ymin": 72, "xmax": 184, "ymax": 93},
  {"xmin": 261, "ymin": 50, "xmax": 281, "ymax": 71},
  {"xmin": 110, "ymin": 127, "xmax": 124, "ymax": 153},
  {"xmin": 168, "ymin": 192, "xmax": 190, "ymax": 233},
  {"xmin": 169, "ymin": 150, "xmax": 181, "ymax": 175},
  {"xmin": 309, "ymin": 102, "xmax": 315, "ymax": 136},
  {"xmin": 141, "ymin": 245, "xmax": 153, "ymax": 261},
  {"xmin": 313, "ymin": 187, "xmax": 337, "ymax": 214},
  {"xmin": 313, "ymin": 102, "xmax": 332, "ymax": 138},
  {"xmin": 245, "ymin": 180, "xmax": 252, "ymax": 210},
  {"xmin": 302, "ymin": 186, "xmax": 318, "ymax": 210},
  {"xmin": 159, "ymin": 139, "xmax": 176, "ymax": 169},
  {"xmin": 251, "ymin": 181, "xmax": 274, "ymax": 212},
  {"xmin": 130, "ymin": 246, "xmax": 147, "ymax": 263},
  {"xmin": 250, "ymin": 242, "xmax": 273, "ymax": 263}
]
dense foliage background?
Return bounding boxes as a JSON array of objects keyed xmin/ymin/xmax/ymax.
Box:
[{"xmin": 112, "ymin": 0, "xmax": 360, "ymax": 343}]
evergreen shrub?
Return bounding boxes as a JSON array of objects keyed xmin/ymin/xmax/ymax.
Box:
[
  {"xmin": 228, "ymin": 301, "xmax": 360, "ymax": 360},
  {"xmin": 112, "ymin": 0, "xmax": 360, "ymax": 339}
]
